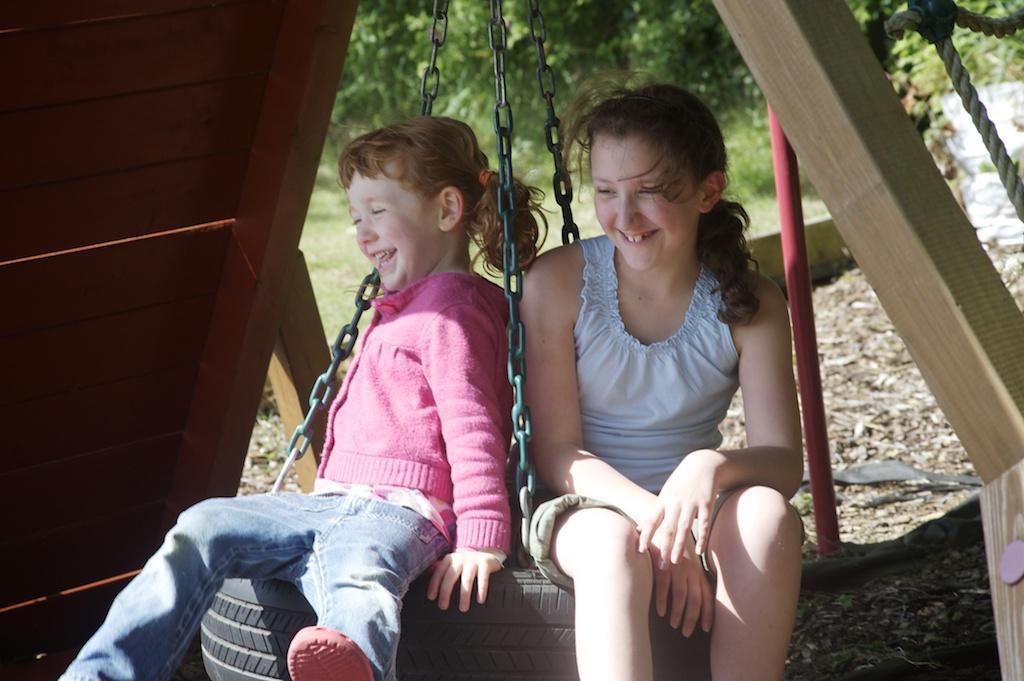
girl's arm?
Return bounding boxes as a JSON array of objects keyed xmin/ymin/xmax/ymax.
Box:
[
  {"xmin": 420, "ymin": 293, "xmax": 512, "ymax": 610},
  {"xmin": 717, "ymin": 273, "xmax": 804, "ymax": 495},
  {"xmin": 522, "ymin": 245, "xmax": 658, "ymax": 524},
  {"xmin": 421, "ymin": 297, "xmax": 512, "ymax": 555},
  {"xmin": 641, "ymin": 274, "xmax": 803, "ymax": 560}
]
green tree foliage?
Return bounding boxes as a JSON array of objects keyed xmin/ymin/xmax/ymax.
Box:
[
  {"xmin": 848, "ymin": 0, "xmax": 1024, "ymax": 127},
  {"xmin": 332, "ymin": 1, "xmax": 1024, "ymax": 136},
  {"xmin": 329, "ymin": 1, "xmax": 757, "ymax": 153},
  {"xmin": 325, "ymin": 0, "xmax": 1024, "ymax": 202}
]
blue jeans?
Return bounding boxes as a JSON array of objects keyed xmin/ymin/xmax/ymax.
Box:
[{"xmin": 60, "ymin": 493, "xmax": 449, "ymax": 681}]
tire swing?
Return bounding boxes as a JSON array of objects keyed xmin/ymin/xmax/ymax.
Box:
[{"xmin": 200, "ymin": 3, "xmax": 710, "ymax": 679}]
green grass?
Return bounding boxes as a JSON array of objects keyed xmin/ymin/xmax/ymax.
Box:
[
  {"xmin": 720, "ymin": 106, "xmax": 829, "ymax": 236},
  {"xmin": 299, "ymin": 162, "xmax": 369, "ymax": 339},
  {"xmin": 300, "ymin": 110, "xmax": 831, "ymax": 338}
]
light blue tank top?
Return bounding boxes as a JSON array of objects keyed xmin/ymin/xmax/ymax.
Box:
[{"xmin": 575, "ymin": 235, "xmax": 740, "ymax": 493}]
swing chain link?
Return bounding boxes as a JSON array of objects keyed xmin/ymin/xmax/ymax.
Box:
[
  {"xmin": 490, "ymin": 0, "xmax": 536, "ymax": 561},
  {"xmin": 272, "ymin": 271, "xmax": 380, "ymax": 493},
  {"xmin": 526, "ymin": 0, "xmax": 579, "ymax": 245},
  {"xmin": 420, "ymin": 0, "xmax": 449, "ymax": 116}
]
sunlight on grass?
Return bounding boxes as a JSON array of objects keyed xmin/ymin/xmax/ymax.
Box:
[{"xmin": 299, "ymin": 161, "xmax": 368, "ymax": 339}]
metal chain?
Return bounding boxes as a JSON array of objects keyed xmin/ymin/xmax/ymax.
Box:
[
  {"xmin": 489, "ymin": 0, "xmax": 536, "ymax": 559},
  {"xmin": 272, "ymin": 271, "xmax": 380, "ymax": 493},
  {"xmin": 525, "ymin": 0, "xmax": 579, "ymax": 245},
  {"xmin": 420, "ymin": 0, "xmax": 449, "ymax": 116}
]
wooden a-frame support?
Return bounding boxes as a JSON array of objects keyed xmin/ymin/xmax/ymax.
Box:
[
  {"xmin": 712, "ymin": 1, "xmax": 1024, "ymax": 677},
  {"xmin": 268, "ymin": 251, "xmax": 332, "ymax": 492}
]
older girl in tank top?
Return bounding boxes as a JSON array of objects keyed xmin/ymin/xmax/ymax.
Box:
[{"xmin": 522, "ymin": 82, "xmax": 804, "ymax": 681}]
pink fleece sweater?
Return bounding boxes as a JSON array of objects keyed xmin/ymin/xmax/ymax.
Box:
[{"xmin": 317, "ymin": 272, "xmax": 513, "ymax": 553}]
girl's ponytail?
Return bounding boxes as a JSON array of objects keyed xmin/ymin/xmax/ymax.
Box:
[
  {"xmin": 470, "ymin": 174, "xmax": 546, "ymax": 277},
  {"xmin": 697, "ymin": 199, "xmax": 759, "ymax": 324}
]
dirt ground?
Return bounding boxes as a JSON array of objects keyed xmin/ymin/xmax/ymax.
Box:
[{"xmin": 174, "ymin": 244, "xmax": 1022, "ymax": 681}]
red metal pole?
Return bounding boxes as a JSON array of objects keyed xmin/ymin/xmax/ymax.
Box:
[{"xmin": 767, "ymin": 106, "xmax": 840, "ymax": 554}]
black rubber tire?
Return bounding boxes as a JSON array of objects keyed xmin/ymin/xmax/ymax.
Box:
[
  {"xmin": 201, "ymin": 579, "xmax": 315, "ymax": 681},
  {"xmin": 201, "ymin": 570, "xmax": 709, "ymax": 681}
]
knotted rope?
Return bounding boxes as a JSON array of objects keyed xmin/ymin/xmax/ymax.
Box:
[
  {"xmin": 886, "ymin": 4, "xmax": 1024, "ymax": 230},
  {"xmin": 887, "ymin": 7, "xmax": 1024, "ymax": 40}
]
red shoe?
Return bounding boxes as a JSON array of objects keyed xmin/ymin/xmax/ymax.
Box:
[{"xmin": 286, "ymin": 626, "xmax": 374, "ymax": 681}]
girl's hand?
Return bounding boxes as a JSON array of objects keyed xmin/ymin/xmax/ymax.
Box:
[
  {"xmin": 650, "ymin": 537, "xmax": 715, "ymax": 636},
  {"xmin": 426, "ymin": 550, "xmax": 504, "ymax": 612},
  {"xmin": 638, "ymin": 449, "xmax": 724, "ymax": 562}
]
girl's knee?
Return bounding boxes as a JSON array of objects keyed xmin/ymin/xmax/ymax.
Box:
[
  {"xmin": 170, "ymin": 497, "xmax": 239, "ymax": 548},
  {"xmin": 176, "ymin": 497, "xmax": 228, "ymax": 531},
  {"xmin": 553, "ymin": 508, "xmax": 649, "ymax": 581},
  {"xmin": 712, "ymin": 486, "xmax": 802, "ymax": 556}
]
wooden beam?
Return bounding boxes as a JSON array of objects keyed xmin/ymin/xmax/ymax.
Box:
[
  {"xmin": 268, "ymin": 251, "xmax": 332, "ymax": 492},
  {"xmin": 712, "ymin": 0, "xmax": 1024, "ymax": 483},
  {"xmin": 982, "ymin": 460, "xmax": 1024, "ymax": 680},
  {"xmin": 748, "ymin": 216, "xmax": 853, "ymax": 285},
  {"xmin": 711, "ymin": 3, "xmax": 1024, "ymax": 678},
  {"xmin": 168, "ymin": 0, "xmax": 360, "ymax": 512}
]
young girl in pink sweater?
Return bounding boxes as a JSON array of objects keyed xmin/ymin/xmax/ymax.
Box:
[{"xmin": 61, "ymin": 117, "xmax": 545, "ymax": 681}]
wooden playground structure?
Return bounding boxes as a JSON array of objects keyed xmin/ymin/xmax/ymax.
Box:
[{"xmin": 1, "ymin": 1, "xmax": 1022, "ymax": 679}]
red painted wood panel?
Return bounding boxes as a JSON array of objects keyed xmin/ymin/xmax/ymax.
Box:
[
  {"xmin": 0, "ymin": 368, "xmax": 195, "ymax": 475},
  {"xmin": 0, "ymin": 227, "xmax": 229, "ymax": 335},
  {"xmin": 0, "ymin": 76, "xmax": 264, "ymax": 190},
  {"xmin": 0, "ymin": 579, "xmax": 130, "ymax": 662},
  {"xmin": 0, "ymin": 0, "xmax": 258, "ymax": 32},
  {"xmin": 1, "ymin": 435, "xmax": 179, "ymax": 542},
  {"xmin": 0, "ymin": 502, "xmax": 165, "ymax": 608},
  {"xmin": 0, "ymin": 1, "xmax": 282, "ymax": 113},
  {"xmin": 232, "ymin": 0, "xmax": 329, "ymax": 274},
  {"xmin": 166, "ymin": 236, "xmax": 257, "ymax": 512},
  {"xmin": 1, "ymin": 296, "xmax": 214, "ymax": 407},
  {"xmin": 170, "ymin": 0, "xmax": 358, "ymax": 514},
  {"xmin": 0, "ymin": 153, "xmax": 247, "ymax": 262}
]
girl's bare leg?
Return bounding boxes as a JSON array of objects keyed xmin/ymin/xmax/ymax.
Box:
[
  {"xmin": 551, "ymin": 508, "xmax": 654, "ymax": 681},
  {"xmin": 707, "ymin": 485, "xmax": 803, "ymax": 681}
]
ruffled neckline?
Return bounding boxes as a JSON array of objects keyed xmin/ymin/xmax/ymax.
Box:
[{"xmin": 585, "ymin": 237, "xmax": 718, "ymax": 354}]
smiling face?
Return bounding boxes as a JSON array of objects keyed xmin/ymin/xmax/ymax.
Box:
[
  {"xmin": 590, "ymin": 133, "xmax": 723, "ymax": 275},
  {"xmin": 347, "ymin": 169, "xmax": 466, "ymax": 292}
]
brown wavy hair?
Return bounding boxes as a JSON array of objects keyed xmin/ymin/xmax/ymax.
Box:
[
  {"xmin": 338, "ymin": 116, "xmax": 546, "ymax": 277},
  {"xmin": 563, "ymin": 80, "xmax": 759, "ymax": 324}
]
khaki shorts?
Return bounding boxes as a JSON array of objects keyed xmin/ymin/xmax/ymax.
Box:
[{"xmin": 527, "ymin": 488, "xmax": 804, "ymax": 590}]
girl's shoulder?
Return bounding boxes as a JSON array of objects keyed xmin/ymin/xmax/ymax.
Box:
[
  {"xmin": 730, "ymin": 271, "xmax": 790, "ymax": 354},
  {"xmin": 525, "ymin": 242, "xmax": 584, "ymax": 290},
  {"xmin": 748, "ymin": 271, "xmax": 788, "ymax": 318},
  {"xmin": 521, "ymin": 242, "xmax": 584, "ymax": 321}
]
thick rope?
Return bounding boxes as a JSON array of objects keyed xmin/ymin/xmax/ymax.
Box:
[
  {"xmin": 956, "ymin": 7, "xmax": 1024, "ymax": 38},
  {"xmin": 885, "ymin": 9, "xmax": 923, "ymax": 39},
  {"xmin": 886, "ymin": 6, "xmax": 1024, "ymax": 231},
  {"xmin": 935, "ymin": 37, "xmax": 1024, "ymax": 223},
  {"xmin": 886, "ymin": 8, "xmax": 1024, "ymax": 39}
]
